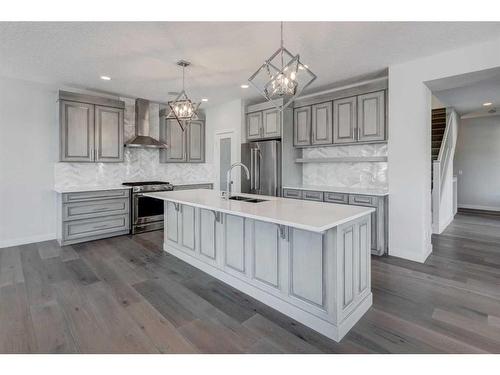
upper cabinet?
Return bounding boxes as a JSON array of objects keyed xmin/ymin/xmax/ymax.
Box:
[
  {"xmin": 59, "ymin": 91, "xmax": 124, "ymax": 163},
  {"xmin": 159, "ymin": 115, "xmax": 206, "ymax": 163},
  {"xmin": 246, "ymin": 105, "xmax": 281, "ymax": 141},
  {"xmin": 357, "ymin": 91, "xmax": 385, "ymax": 142},
  {"xmin": 311, "ymin": 102, "xmax": 333, "ymax": 145},
  {"xmin": 292, "ymin": 89, "xmax": 386, "ymax": 147},
  {"xmin": 95, "ymin": 105, "xmax": 124, "ymax": 162},
  {"xmin": 333, "ymin": 96, "xmax": 357, "ymax": 144},
  {"xmin": 246, "ymin": 112, "xmax": 262, "ymax": 140},
  {"xmin": 293, "ymin": 106, "xmax": 311, "ymax": 146}
]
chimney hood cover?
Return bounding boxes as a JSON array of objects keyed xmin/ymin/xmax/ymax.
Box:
[{"xmin": 125, "ymin": 98, "xmax": 167, "ymax": 149}]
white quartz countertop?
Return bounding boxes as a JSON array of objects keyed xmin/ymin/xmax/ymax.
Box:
[
  {"xmin": 144, "ymin": 189, "xmax": 374, "ymax": 233},
  {"xmin": 283, "ymin": 185, "xmax": 389, "ymax": 196},
  {"xmin": 53, "ymin": 185, "xmax": 132, "ymax": 193}
]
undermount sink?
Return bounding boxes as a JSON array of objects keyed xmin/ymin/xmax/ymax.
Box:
[{"xmin": 228, "ymin": 196, "xmax": 267, "ymax": 203}]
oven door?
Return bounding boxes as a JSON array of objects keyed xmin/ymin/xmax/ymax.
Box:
[{"xmin": 133, "ymin": 193, "xmax": 164, "ymax": 225}]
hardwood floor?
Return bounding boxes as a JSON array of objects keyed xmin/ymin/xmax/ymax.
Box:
[{"xmin": 1, "ymin": 211, "xmax": 500, "ymax": 353}]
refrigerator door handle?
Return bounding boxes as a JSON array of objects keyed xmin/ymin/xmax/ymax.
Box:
[
  {"xmin": 255, "ymin": 149, "xmax": 261, "ymax": 190},
  {"xmin": 250, "ymin": 149, "xmax": 254, "ymax": 190}
]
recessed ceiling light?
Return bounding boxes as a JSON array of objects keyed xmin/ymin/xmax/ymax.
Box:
[
  {"xmin": 483, "ymin": 102, "xmax": 493, "ymax": 107},
  {"xmin": 240, "ymin": 84, "xmax": 249, "ymax": 89},
  {"xmin": 100, "ymin": 75, "xmax": 111, "ymax": 81},
  {"xmin": 201, "ymin": 98, "xmax": 208, "ymax": 102}
]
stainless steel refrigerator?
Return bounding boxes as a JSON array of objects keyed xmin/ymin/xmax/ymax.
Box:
[{"xmin": 241, "ymin": 140, "xmax": 281, "ymax": 196}]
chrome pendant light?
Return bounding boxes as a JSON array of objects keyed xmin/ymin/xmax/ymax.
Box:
[
  {"xmin": 167, "ymin": 60, "xmax": 200, "ymax": 131},
  {"xmin": 248, "ymin": 22, "xmax": 316, "ymax": 111}
]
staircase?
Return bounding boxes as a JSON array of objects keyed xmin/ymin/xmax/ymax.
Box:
[
  {"xmin": 431, "ymin": 108, "xmax": 446, "ymax": 188},
  {"xmin": 432, "ymin": 108, "xmax": 446, "ymax": 162}
]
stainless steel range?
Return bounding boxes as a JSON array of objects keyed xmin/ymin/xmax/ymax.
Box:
[{"xmin": 122, "ymin": 181, "xmax": 173, "ymax": 234}]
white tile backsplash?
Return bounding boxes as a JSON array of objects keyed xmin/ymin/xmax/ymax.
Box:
[{"xmin": 302, "ymin": 144, "xmax": 388, "ymax": 189}]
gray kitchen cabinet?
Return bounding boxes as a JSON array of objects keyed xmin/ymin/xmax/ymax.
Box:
[
  {"xmin": 262, "ymin": 108, "xmax": 281, "ymax": 138},
  {"xmin": 302, "ymin": 190, "xmax": 323, "ymax": 201},
  {"xmin": 311, "ymin": 102, "xmax": 333, "ymax": 145},
  {"xmin": 160, "ymin": 119, "xmax": 186, "ymax": 162},
  {"xmin": 160, "ymin": 118, "xmax": 205, "ymax": 163},
  {"xmin": 246, "ymin": 109, "xmax": 281, "ymax": 141},
  {"xmin": 60, "ymin": 100, "xmax": 95, "ymax": 162},
  {"xmin": 56, "ymin": 189, "xmax": 130, "ymax": 246},
  {"xmin": 187, "ymin": 120, "xmax": 205, "ymax": 162},
  {"xmin": 95, "ymin": 105, "xmax": 124, "ymax": 162},
  {"xmin": 348, "ymin": 194, "xmax": 387, "ymax": 256},
  {"xmin": 292, "ymin": 89, "xmax": 387, "ymax": 148},
  {"xmin": 246, "ymin": 112, "xmax": 263, "ymax": 140},
  {"xmin": 357, "ymin": 91, "xmax": 385, "ymax": 142},
  {"xmin": 283, "ymin": 188, "xmax": 303, "ymax": 199},
  {"xmin": 282, "ymin": 187, "xmax": 388, "ymax": 256},
  {"xmin": 293, "ymin": 106, "xmax": 311, "ymax": 146},
  {"xmin": 333, "ymin": 96, "xmax": 357, "ymax": 144},
  {"xmin": 59, "ymin": 91, "xmax": 125, "ymax": 163}
]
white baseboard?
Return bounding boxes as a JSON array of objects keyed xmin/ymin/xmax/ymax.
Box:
[
  {"xmin": 0, "ymin": 233, "xmax": 56, "ymax": 249},
  {"xmin": 389, "ymin": 243, "xmax": 432, "ymax": 264},
  {"xmin": 458, "ymin": 204, "xmax": 500, "ymax": 212}
]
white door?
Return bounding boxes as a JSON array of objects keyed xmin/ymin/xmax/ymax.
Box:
[{"xmin": 214, "ymin": 130, "xmax": 240, "ymax": 192}]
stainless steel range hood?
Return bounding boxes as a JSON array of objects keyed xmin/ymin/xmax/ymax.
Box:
[{"xmin": 125, "ymin": 98, "xmax": 167, "ymax": 149}]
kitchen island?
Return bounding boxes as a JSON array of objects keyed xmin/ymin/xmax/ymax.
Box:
[{"xmin": 144, "ymin": 189, "xmax": 374, "ymax": 342}]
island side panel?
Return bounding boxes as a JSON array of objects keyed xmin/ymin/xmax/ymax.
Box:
[{"xmin": 162, "ymin": 202, "xmax": 372, "ymax": 342}]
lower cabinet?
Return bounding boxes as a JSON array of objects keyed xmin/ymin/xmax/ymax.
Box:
[
  {"xmin": 282, "ymin": 188, "xmax": 388, "ymax": 256},
  {"xmin": 163, "ymin": 203, "xmax": 371, "ymax": 320},
  {"xmin": 57, "ymin": 189, "xmax": 131, "ymax": 246}
]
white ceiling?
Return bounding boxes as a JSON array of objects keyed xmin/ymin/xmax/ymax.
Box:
[
  {"xmin": 2, "ymin": 22, "xmax": 500, "ymax": 106},
  {"xmin": 430, "ymin": 67, "xmax": 500, "ymax": 115}
]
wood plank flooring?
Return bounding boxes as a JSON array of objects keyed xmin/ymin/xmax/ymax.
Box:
[{"xmin": 1, "ymin": 211, "xmax": 500, "ymax": 353}]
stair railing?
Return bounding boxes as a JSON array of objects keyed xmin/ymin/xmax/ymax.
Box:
[{"xmin": 432, "ymin": 110, "xmax": 456, "ymax": 232}]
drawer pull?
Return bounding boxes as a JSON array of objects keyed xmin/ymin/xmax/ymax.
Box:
[{"xmin": 354, "ymin": 197, "xmax": 371, "ymax": 203}]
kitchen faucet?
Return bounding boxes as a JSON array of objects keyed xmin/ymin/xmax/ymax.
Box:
[{"xmin": 225, "ymin": 162, "xmax": 250, "ymax": 199}]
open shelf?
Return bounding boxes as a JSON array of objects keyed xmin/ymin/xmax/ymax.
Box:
[{"xmin": 295, "ymin": 156, "xmax": 388, "ymax": 163}]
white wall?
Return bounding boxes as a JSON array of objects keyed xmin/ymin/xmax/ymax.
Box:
[
  {"xmin": 455, "ymin": 115, "xmax": 500, "ymax": 211},
  {"xmin": 0, "ymin": 76, "xmax": 59, "ymax": 247},
  {"xmin": 388, "ymin": 36, "xmax": 500, "ymax": 263}
]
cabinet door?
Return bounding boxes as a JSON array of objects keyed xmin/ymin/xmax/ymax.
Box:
[
  {"xmin": 187, "ymin": 120, "xmax": 205, "ymax": 162},
  {"xmin": 311, "ymin": 102, "xmax": 333, "ymax": 145},
  {"xmin": 246, "ymin": 112, "xmax": 262, "ymax": 140},
  {"xmin": 166, "ymin": 201, "xmax": 179, "ymax": 244},
  {"xmin": 293, "ymin": 107, "xmax": 311, "ymax": 146},
  {"xmin": 262, "ymin": 109, "xmax": 281, "ymax": 138},
  {"xmin": 224, "ymin": 214, "xmax": 246, "ymax": 274},
  {"xmin": 252, "ymin": 221, "xmax": 280, "ymax": 289},
  {"xmin": 180, "ymin": 205, "xmax": 196, "ymax": 252},
  {"xmin": 199, "ymin": 209, "xmax": 218, "ymax": 264},
  {"xmin": 95, "ymin": 106, "xmax": 124, "ymax": 162},
  {"xmin": 333, "ymin": 97, "xmax": 357, "ymax": 144},
  {"xmin": 161, "ymin": 119, "xmax": 186, "ymax": 162},
  {"xmin": 357, "ymin": 91, "xmax": 385, "ymax": 142},
  {"xmin": 60, "ymin": 100, "xmax": 95, "ymax": 162}
]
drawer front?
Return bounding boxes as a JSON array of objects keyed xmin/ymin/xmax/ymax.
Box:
[
  {"xmin": 324, "ymin": 192, "xmax": 349, "ymax": 204},
  {"xmin": 63, "ymin": 214, "xmax": 130, "ymax": 241},
  {"xmin": 63, "ymin": 198, "xmax": 129, "ymax": 221},
  {"xmin": 349, "ymin": 194, "xmax": 378, "ymax": 207},
  {"xmin": 302, "ymin": 190, "xmax": 324, "ymax": 202},
  {"xmin": 63, "ymin": 189, "xmax": 130, "ymax": 203},
  {"xmin": 283, "ymin": 189, "xmax": 303, "ymax": 199}
]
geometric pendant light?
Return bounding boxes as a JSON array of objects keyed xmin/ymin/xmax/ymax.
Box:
[
  {"xmin": 166, "ymin": 60, "xmax": 200, "ymax": 131},
  {"xmin": 248, "ymin": 22, "xmax": 317, "ymax": 111}
]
